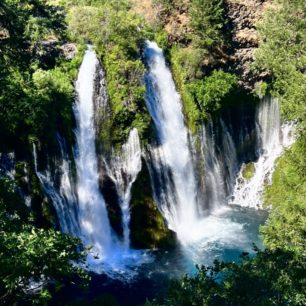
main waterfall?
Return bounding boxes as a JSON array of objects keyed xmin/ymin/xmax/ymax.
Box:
[
  {"xmin": 143, "ymin": 42, "xmax": 293, "ymax": 260},
  {"xmin": 144, "ymin": 41, "xmax": 199, "ymax": 240},
  {"xmin": 74, "ymin": 46, "xmax": 114, "ymax": 260}
]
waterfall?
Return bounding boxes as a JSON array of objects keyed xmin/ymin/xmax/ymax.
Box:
[
  {"xmin": 105, "ymin": 128, "xmax": 142, "ymax": 249},
  {"xmin": 33, "ymin": 143, "xmax": 79, "ymax": 235},
  {"xmin": 0, "ymin": 152, "xmax": 15, "ymax": 180},
  {"xmin": 220, "ymin": 119, "xmax": 239, "ymax": 193},
  {"xmin": 196, "ymin": 118, "xmax": 239, "ymax": 214},
  {"xmin": 230, "ymin": 96, "xmax": 295, "ymax": 208},
  {"xmin": 73, "ymin": 46, "xmax": 114, "ymax": 259},
  {"xmin": 144, "ymin": 41, "xmax": 198, "ymax": 240},
  {"xmin": 199, "ymin": 122, "xmax": 227, "ymax": 210}
]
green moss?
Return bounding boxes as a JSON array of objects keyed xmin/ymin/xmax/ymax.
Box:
[
  {"xmin": 129, "ymin": 160, "xmax": 176, "ymax": 249},
  {"xmin": 242, "ymin": 162, "xmax": 256, "ymax": 181},
  {"xmin": 170, "ymin": 47, "xmax": 202, "ymax": 133},
  {"xmin": 67, "ymin": 1, "xmax": 153, "ymax": 146}
]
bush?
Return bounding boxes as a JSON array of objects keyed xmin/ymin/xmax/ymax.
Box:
[
  {"xmin": 187, "ymin": 70, "xmax": 238, "ymax": 115},
  {"xmin": 0, "ymin": 178, "xmax": 88, "ymax": 305}
]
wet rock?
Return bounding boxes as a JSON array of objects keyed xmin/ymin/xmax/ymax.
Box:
[{"xmin": 129, "ymin": 159, "xmax": 176, "ymax": 249}]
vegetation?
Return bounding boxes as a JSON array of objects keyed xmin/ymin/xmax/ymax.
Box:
[
  {"xmin": 67, "ymin": 0, "xmax": 152, "ymax": 146},
  {"xmin": 130, "ymin": 161, "xmax": 175, "ymax": 249},
  {"xmin": 254, "ymin": 0, "xmax": 306, "ymax": 122},
  {"xmin": 0, "ymin": 177, "xmax": 88, "ymax": 305},
  {"xmin": 187, "ymin": 70, "xmax": 237, "ymax": 116},
  {"xmin": 241, "ymin": 162, "xmax": 255, "ymax": 181},
  {"xmin": 189, "ymin": 0, "xmax": 226, "ymax": 50},
  {"xmin": 0, "ymin": 0, "xmax": 82, "ymax": 150},
  {"xmin": 0, "ymin": 1, "xmax": 88, "ymax": 304},
  {"xmin": 147, "ymin": 248, "xmax": 306, "ymax": 306},
  {"xmin": 262, "ymin": 137, "xmax": 306, "ymax": 256}
]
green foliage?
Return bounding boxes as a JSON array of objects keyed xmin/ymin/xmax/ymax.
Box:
[
  {"xmin": 148, "ymin": 248, "xmax": 306, "ymax": 306},
  {"xmin": 130, "ymin": 161, "xmax": 176, "ymax": 249},
  {"xmin": 262, "ymin": 136, "xmax": 306, "ymax": 256},
  {"xmin": 170, "ymin": 47, "xmax": 204, "ymax": 132},
  {"xmin": 153, "ymin": 0, "xmax": 176, "ymax": 13},
  {"xmin": 188, "ymin": 70, "xmax": 238, "ymax": 115},
  {"xmin": 67, "ymin": 0, "xmax": 152, "ymax": 145},
  {"xmin": 189, "ymin": 0, "xmax": 226, "ymax": 49},
  {"xmin": 0, "ymin": 177, "xmax": 88, "ymax": 305},
  {"xmin": 255, "ymin": 0, "xmax": 306, "ymax": 121},
  {"xmin": 0, "ymin": 0, "xmax": 81, "ymax": 150}
]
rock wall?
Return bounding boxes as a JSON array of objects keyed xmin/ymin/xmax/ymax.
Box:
[{"xmin": 226, "ymin": 0, "xmax": 271, "ymax": 90}]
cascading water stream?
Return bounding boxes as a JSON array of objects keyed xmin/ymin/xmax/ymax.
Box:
[
  {"xmin": 144, "ymin": 41, "xmax": 199, "ymax": 241},
  {"xmin": 230, "ymin": 96, "xmax": 295, "ymax": 208},
  {"xmin": 73, "ymin": 47, "xmax": 151, "ymax": 275},
  {"xmin": 143, "ymin": 42, "xmax": 270, "ymax": 260},
  {"xmin": 32, "ymin": 47, "xmax": 151, "ymax": 276},
  {"xmin": 33, "ymin": 143, "xmax": 79, "ymax": 235},
  {"xmin": 30, "ymin": 41, "xmax": 295, "ymax": 279},
  {"xmin": 73, "ymin": 46, "xmax": 114, "ymax": 260},
  {"xmin": 105, "ymin": 128, "xmax": 142, "ymax": 249},
  {"xmin": 199, "ymin": 123, "xmax": 226, "ymax": 210}
]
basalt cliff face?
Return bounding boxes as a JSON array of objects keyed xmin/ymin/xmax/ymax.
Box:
[
  {"xmin": 226, "ymin": 0, "xmax": 271, "ymax": 90},
  {"xmin": 131, "ymin": 0, "xmax": 271, "ymax": 91}
]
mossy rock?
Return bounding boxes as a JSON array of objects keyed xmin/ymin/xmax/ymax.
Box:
[
  {"xmin": 129, "ymin": 159, "xmax": 176, "ymax": 249},
  {"xmin": 242, "ymin": 162, "xmax": 256, "ymax": 181}
]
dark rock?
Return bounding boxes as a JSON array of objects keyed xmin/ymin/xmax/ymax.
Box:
[
  {"xmin": 99, "ymin": 174, "xmax": 123, "ymax": 238},
  {"xmin": 129, "ymin": 158, "xmax": 176, "ymax": 249}
]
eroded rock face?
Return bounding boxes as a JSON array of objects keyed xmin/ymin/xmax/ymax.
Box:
[
  {"xmin": 226, "ymin": 0, "xmax": 271, "ymax": 90},
  {"xmin": 60, "ymin": 43, "xmax": 77, "ymax": 60}
]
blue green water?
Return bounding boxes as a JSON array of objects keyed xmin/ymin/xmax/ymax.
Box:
[{"xmin": 52, "ymin": 205, "xmax": 267, "ymax": 306}]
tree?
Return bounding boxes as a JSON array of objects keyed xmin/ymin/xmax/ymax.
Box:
[
  {"xmin": 189, "ymin": 0, "xmax": 226, "ymax": 49},
  {"xmin": 0, "ymin": 177, "xmax": 89, "ymax": 305},
  {"xmin": 148, "ymin": 248, "xmax": 306, "ymax": 306},
  {"xmin": 187, "ymin": 70, "xmax": 237, "ymax": 115},
  {"xmin": 255, "ymin": 0, "xmax": 306, "ymax": 121}
]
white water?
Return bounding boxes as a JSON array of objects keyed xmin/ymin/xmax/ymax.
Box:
[
  {"xmin": 105, "ymin": 128, "xmax": 142, "ymax": 249},
  {"xmin": 230, "ymin": 96, "xmax": 295, "ymax": 208},
  {"xmin": 33, "ymin": 143, "xmax": 79, "ymax": 235},
  {"xmin": 74, "ymin": 47, "xmax": 113, "ymax": 260},
  {"xmin": 144, "ymin": 41, "xmax": 199, "ymax": 241},
  {"xmin": 199, "ymin": 122, "xmax": 226, "ymax": 210},
  {"xmin": 72, "ymin": 47, "xmax": 151, "ymax": 276}
]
